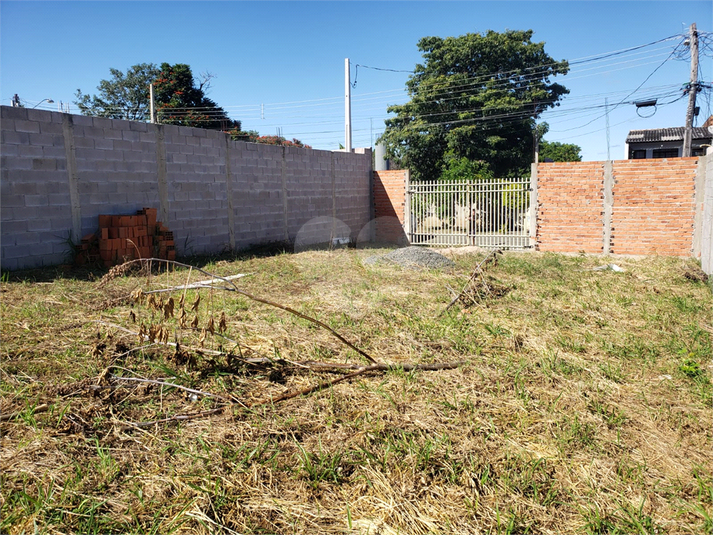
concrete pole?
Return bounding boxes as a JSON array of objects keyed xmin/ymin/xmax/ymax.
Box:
[
  {"xmin": 149, "ymin": 83, "xmax": 156, "ymax": 124},
  {"xmin": 683, "ymin": 23, "xmax": 698, "ymax": 157},
  {"xmin": 345, "ymin": 58, "xmax": 352, "ymax": 152},
  {"xmin": 605, "ymin": 98, "xmax": 611, "ymax": 161}
]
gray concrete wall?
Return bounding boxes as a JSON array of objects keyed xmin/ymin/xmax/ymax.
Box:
[
  {"xmin": 701, "ymin": 152, "xmax": 713, "ymax": 275},
  {"xmin": 1, "ymin": 106, "xmax": 372, "ymax": 271}
]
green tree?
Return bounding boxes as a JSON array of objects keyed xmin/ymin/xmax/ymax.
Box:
[
  {"xmin": 379, "ymin": 30, "xmax": 569, "ymax": 181},
  {"xmin": 539, "ymin": 139, "xmax": 582, "ymax": 162},
  {"xmin": 74, "ymin": 63, "xmax": 160, "ymax": 121},
  {"xmin": 440, "ymin": 153, "xmax": 493, "ymax": 182},
  {"xmin": 74, "ymin": 62, "xmax": 241, "ymax": 130},
  {"xmin": 154, "ymin": 63, "xmax": 240, "ymax": 130}
]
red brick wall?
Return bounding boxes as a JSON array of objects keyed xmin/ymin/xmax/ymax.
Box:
[
  {"xmin": 373, "ymin": 170, "xmax": 409, "ymax": 244},
  {"xmin": 610, "ymin": 158, "xmax": 697, "ymax": 255},
  {"xmin": 536, "ymin": 158, "xmax": 699, "ymax": 256},
  {"xmin": 537, "ymin": 161, "xmax": 605, "ymax": 253}
]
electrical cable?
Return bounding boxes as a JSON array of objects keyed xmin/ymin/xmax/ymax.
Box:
[
  {"xmin": 549, "ymin": 44, "xmax": 683, "ymax": 133},
  {"xmin": 63, "ymin": 40, "xmax": 683, "ymax": 124},
  {"xmin": 54, "ymin": 33, "xmax": 696, "ymax": 148}
]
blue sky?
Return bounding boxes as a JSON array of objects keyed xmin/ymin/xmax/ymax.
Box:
[{"xmin": 1, "ymin": 1, "xmax": 711, "ymax": 161}]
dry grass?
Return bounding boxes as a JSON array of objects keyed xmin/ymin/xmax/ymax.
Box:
[{"xmin": 1, "ymin": 248, "xmax": 711, "ymax": 534}]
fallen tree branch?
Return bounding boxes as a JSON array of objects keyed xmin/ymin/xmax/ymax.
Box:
[
  {"xmin": 100, "ymin": 258, "xmax": 378, "ymax": 365},
  {"xmin": 258, "ymin": 368, "xmax": 372, "ymax": 405},
  {"xmin": 142, "ymin": 274, "xmax": 249, "ymax": 294},
  {"xmin": 299, "ymin": 360, "xmax": 467, "ymax": 373},
  {"xmin": 112, "ymin": 359, "xmax": 466, "ymax": 430},
  {"xmin": 441, "ymin": 250, "xmax": 502, "ymax": 315},
  {"xmin": 106, "ymin": 375, "xmax": 234, "ymax": 403},
  {"xmin": 116, "ymin": 407, "xmax": 227, "ymax": 429}
]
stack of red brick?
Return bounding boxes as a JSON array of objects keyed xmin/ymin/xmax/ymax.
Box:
[{"xmin": 75, "ymin": 208, "xmax": 175, "ymax": 267}]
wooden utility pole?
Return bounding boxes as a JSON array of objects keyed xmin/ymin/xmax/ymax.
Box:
[{"xmin": 683, "ymin": 23, "xmax": 698, "ymax": 157}]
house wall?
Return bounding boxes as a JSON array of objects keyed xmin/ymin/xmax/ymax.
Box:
[
  {"xmin": 626, "ymin": 141, "xmax": 682, "ymax": 159},
  {"xmin": 1, "ymin": 106, "xmax": 372, "ymax": 271},
  {"xmin": 536, "ymin": 157, "xmax": 704, "ymax": 258}
]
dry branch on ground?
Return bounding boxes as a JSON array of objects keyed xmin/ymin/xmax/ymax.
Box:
[{"xmin": 1, "ymin": 249, "xmax": 711, "ymax": 535}]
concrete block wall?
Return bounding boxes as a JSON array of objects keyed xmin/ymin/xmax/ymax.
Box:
[
  {"xmin": 1, "ymin": 107, "xmax": 76, "ymax": 269},
  {"xmin": 1, "ymin": 106, "xmax": 372, "ymax": 270},
  {"xmin": 536, "ymin": 157, "xmax": 704, "ymax": 257},
  {"xmin": 372, "ymin": 170, "xmax": 409, "ymax": 244}
]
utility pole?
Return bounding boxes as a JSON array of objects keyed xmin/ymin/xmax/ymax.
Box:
[
  {"xmin": 683, "ymin": 22, "xmax": 698, "ymax": 157},
  {"xmin": 605, "ymin": 98, "xmax": 611, "ymax": 161},
  {"xmin": 345, "ymin": 58, "xmax": 352, "ymax": 152},
  {"xmin": 149, "ymin": 83, "xmax": 156, "ymax": 124}
]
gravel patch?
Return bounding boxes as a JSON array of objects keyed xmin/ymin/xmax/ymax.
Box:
[{"xmin": 363, "ymin": 246, "xmax": 456, "ymax": 270}]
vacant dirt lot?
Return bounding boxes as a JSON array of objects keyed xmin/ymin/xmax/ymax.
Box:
[{"xmin": 1, "ymin": 248, "xmax": 711, "ymax": 534}]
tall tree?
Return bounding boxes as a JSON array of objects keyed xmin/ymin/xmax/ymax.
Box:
[
  {"xmin": 153, "ymin": 63, "xmax": 240, "ymax": 130},
  {"xmin": 379, "ymin": 30, "xmax": 569, "ymax": 180},
  {"xmin": 75, "ymin": 62, "xmax": 241, "ymax": 130},
  {"xmin": 74, "ymin": 63, "xmax": 160, "ymax": 121},
  {"xmin": 539, "ymin": 140, "xmax": 582, "ymax": 162}
]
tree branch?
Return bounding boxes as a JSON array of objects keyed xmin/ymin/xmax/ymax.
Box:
[
  {"xmin": 100, "ymin": 258, "xmax": 378, "ymax": 365},
  {"xmin": 441, "ymin": 250, "xmax": 502, "ymax": 315}
]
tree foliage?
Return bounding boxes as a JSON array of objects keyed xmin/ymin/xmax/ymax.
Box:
[
  {"xmin": 439, "ymin": 153, "xmax": 493, "ymax": 182},
  {"xmin": 74, "ymin": 62, "xmax": 241, "ymax": 130},
  {"xmin": 379, "ymin": 30, "xmax": 569, "ymax": 181},
  {"xmin": 75, "ymin": 63, "xmax": 160, "ymax": 121},
  {"xmin": 154, "ymin": 63, "xmax": 240, "ymax": 130},
  {"xmin": 539, "ymin": 140, "xmax": 582, "ymax": 162}
]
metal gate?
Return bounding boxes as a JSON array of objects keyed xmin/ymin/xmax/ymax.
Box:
[{"xmin": 406, "ymin": 177, "xmax": 532, "ymax": 249}]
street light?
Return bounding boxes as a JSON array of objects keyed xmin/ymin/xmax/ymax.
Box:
[{"xmin": 32, "ymin": 98, "xmax": 54, "ymax": 109}]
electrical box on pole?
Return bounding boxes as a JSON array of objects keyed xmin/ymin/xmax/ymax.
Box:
[
  {"xmin": 345, "ymin": 58, "xmax": 352, "ymax": 152},
  {"xmin": 683, "ymin": 23, "xmax": 698, "ymax": 157}
]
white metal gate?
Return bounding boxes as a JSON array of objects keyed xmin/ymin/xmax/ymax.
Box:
[{"xmin": 406, "ymin": 177, "xmax": 532, "ymax": 249}]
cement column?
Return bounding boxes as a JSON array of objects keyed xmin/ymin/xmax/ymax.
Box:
[
  {"xmin": 691, "ymin": 156, "xmax": 707, "ymax": 258},
  {"xmin": 281, "ymin": 146, "xmax": 289, "ymax": 242},
  {"xmin": 224, "ymin": 136, "xmax": 236, "ymax": 250},
  {"xmin": 603, "ymin": 161, "xmax": 614, "ymax": 254},
  {"xmin": 155, "ymin": 125, "xmax": 169, "ymax": 226},
  {"xmin": 700, "ymin": 153, "xmax": 713, "ymax": 274},
  {"xmin": 529, "ymin": 162, "xmax": 539, "ymax": 249},
  {"xmin": 61, "ymin": 114, "xmax": 82, "ymax": 244}
]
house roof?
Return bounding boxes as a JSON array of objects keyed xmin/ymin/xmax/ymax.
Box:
[{"xmin": 626, "ymin": 126, "xmax": 712, "ymax": 143}]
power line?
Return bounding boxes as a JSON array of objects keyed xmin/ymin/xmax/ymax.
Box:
[
  {"xmin": 549, "ymin": 45, "xmax": 683, "ymax": 133},
  {"xmin": 61, "ymin": 38, "xmax": 685, "ymax": 124}
]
